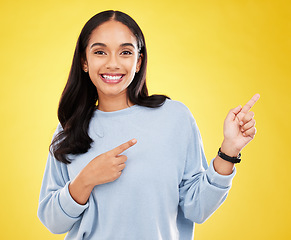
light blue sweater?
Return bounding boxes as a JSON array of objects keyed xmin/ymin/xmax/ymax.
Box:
[{"xmin": 38, "ymin": 99, "xmax": 236, "ymax": 240}]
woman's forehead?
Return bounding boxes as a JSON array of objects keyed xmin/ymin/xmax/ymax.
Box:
[{"xmin": 89, "ymin": 21, "xmax": 137, "ymax": 47}]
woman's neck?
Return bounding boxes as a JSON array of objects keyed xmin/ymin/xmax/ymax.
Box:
[{"xmin": 97, "ymin": 93, "xmax": 134, "ymax": 112}]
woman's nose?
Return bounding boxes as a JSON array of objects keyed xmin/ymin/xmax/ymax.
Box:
[{"xmin": 105, "ymin": 54, "xmax": 120, "ymax": 70}]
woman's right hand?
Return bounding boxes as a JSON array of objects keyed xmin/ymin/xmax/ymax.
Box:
[
  {"xmin": 69, "ymin": 138, "xmax": 137, "ymax": 205},
  {"xmin": 84, "ymin": 138, "xmax": 137, "ymax": 186}
]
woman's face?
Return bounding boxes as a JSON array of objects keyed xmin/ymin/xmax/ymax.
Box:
[{"xmin": 83, "ymin": 20, "xmax": 142, "ymax": 101}]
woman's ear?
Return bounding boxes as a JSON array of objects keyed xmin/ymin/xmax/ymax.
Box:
[
  {"xmin": 136, "ymin": 53, "xmax": 143, "ymax": 73},
  {"xmin": 81, "ymin": 58, "xmax": 89, "ymax": 72}
]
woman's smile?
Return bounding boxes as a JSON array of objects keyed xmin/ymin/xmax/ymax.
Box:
[{"xmin": 100, "ymin": 73, "xmax": 125, "ymax": 84}]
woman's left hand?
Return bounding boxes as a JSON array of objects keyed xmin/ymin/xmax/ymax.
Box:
[{"xmin": 221, "ymin": 94, "xmax": 260, "ymax": 156}]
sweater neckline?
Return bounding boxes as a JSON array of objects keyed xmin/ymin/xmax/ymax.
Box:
[{"xmin": 94, "ymin": 104, "xmax": 140, "ymax": 117}]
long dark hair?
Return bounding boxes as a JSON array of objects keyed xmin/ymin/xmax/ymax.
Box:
[{"xmin": 50, "ymin": 10, "xmax": 170, "ymax": 164}]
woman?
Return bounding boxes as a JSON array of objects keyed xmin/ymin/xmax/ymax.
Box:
[{"xmin": 38, "ymin": 10, "xmax": 259, "ymax": 240}]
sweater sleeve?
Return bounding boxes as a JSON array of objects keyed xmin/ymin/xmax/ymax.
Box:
[
  {"xmin": 37, "ymin": 124, "xmax": 89, "ymax": 234},
  {"xmin": 178, "ymin": 117, "xmax": 236, "ymax": 224}
]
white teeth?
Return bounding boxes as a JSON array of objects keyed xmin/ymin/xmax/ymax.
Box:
[{"xmin": 102, "ymin": 75, "xmax": 123, "ymax": 80}]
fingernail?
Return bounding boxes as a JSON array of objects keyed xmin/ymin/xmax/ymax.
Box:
[
  {"xmin": 131, "ymin": 139, "xmax": 137, "ymax": 144},
  {"xmin": 240, "ymin": 121, "xmax": 243, "ymax": 126}
]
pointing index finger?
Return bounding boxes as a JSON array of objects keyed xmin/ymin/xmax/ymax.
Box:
[
  {"xmin": 111, "ymin": 138, "xmax": 137, "ymax": 156},
  {"xmin": 241, "ymin": 93, "xmax": 260, "ymax": 114}
]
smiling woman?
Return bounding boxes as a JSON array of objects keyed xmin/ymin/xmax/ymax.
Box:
[
  {"xmin": 82, "ymin": 20, "xmax": 143, "ymax": 110},
  {"xmin": 37, "ymin": 10, "xmax": 259, "ymax": 240},
  {"xmin": 48, "ymin": 10, "xmax": 169, "ymax": 165}
]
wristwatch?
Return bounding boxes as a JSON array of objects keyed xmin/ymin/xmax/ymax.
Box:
[{"xmin": 218, "ymin": 148, "xmax": 241, "ymax": 164}]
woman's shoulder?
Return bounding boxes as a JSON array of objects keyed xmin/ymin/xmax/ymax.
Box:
[
  {"xmin": 163, "ymin": 98, "xmax": 188, "ymax": 108},
  {"xmin": 158, "ymin": 99, "xmax": 196, "ymax": 124},
  {"xmin": 162, "ymin": 99, "xmax": 193, "ymax": 116}
]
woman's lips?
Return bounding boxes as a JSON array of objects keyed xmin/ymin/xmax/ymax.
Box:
[{"xmin": 100, "ymin": 74, "xmax": 125, "ymax": 84}]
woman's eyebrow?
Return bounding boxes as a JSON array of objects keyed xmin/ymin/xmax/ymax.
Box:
[
  {"xmin": 90, "ymin": 42, "xmax": 136, "ymax": 49},
  {"xmin": 120, "ymin": 43, "xmax": 136, "ymax": 49},
  {"xmin": 90, "ymin": 43, "xmax": 106, "ymax": 49}
]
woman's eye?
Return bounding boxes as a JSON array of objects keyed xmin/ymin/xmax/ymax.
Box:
[
  {"xmin": 121, "ymin": 51, "xmax": 133, "ymax": 55},
  {"xmin": 94, "ymin": 51, "xmax": 106, "ymax": 55}
]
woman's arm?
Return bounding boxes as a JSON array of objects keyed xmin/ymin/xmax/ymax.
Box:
[
  {"xmin": 179, "ymin": 94, "xmax": 260, "ymax": 223},
  {"xmin": 38, "ymin": 130, "xmax": 137, "ymax": 233},
  {"xmin": 37, "ymin": 152, "xmax": 88, "ymax": 234},
  {"xmin": 213, "ymin": 94, "xmax": 260, "ymax": 175}
]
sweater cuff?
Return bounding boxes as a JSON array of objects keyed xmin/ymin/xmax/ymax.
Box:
[
  {"xmin": 206, "ymin": 158, "xmax": 236, "ymax": 188},
  {"xmin": 59, "ymin": 182, "xmax": 89, "ymax": 218}
]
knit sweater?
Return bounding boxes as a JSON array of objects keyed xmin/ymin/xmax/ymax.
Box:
[{"xmin": 38, "ymin": 99, "xmax": 236, "ymax": 240}]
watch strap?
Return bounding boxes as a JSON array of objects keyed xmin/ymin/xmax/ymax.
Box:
[{"xmin": 218, "ymin": 148, "xmax": 241, "ymax": 164}]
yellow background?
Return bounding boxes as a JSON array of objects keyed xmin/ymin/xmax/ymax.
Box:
[{"xmin": 0, "ymin": 0, "xmax": 290, "ymax": 239}]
